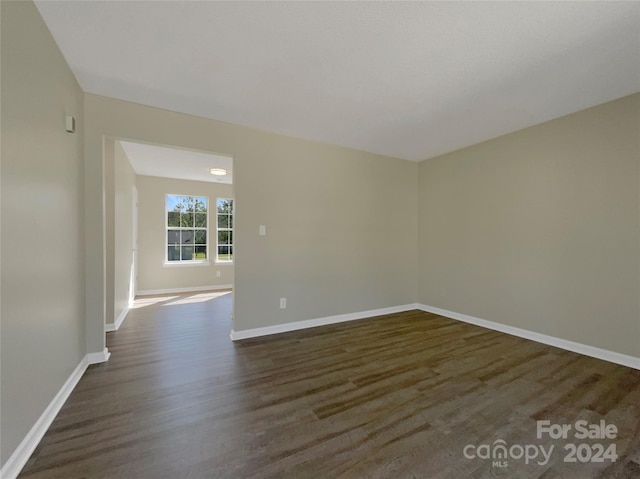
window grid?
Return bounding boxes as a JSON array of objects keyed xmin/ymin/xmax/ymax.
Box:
[
  {"xmin": 216, "ymin": 198, "xmax": 234, "ymax": 262},
  {"xmin": 166, "ymin": 195, "xmax": 208, "ymax": 262}
]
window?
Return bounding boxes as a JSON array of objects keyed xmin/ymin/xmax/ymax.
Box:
[
  {"xmin": 166, "ymin": 195, "xmax": 208, "ymax": 262},
  {"xmin": 216, "ymin": 198, "xmax": 233, "ymax": 262}
]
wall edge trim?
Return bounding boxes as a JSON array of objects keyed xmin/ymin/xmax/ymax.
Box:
[
  {"xmin": 418, "ymin": 303, "xmax": 640, "ymax": 370},
  {"xmin": 230, "ymin": 303, "xmax": 421, "ymax": 340},
  {"xmin": 106, "ymin": 306, "xmax": 129, "ymax": 332},
  {"xmin": 2, "ymin": 348, "xmax": 112, "ymax": 477},
  {"xmin": 86, "ymin": 348, "xmax": 111, "ymax": 364},
  {"xmin": 0, "ymin": 349, "xmax": 99, "ymax": 479},
  {"xmin": 136, "ymin": 285, "xmax": 232, "ymax": 296}
]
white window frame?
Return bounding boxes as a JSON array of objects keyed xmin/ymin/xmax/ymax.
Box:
[
  {"xmin": 165, "ymin": 194, "xmax": 210, "ymax": 266},
  {"xmin": 216, "ymin": 198, "xmax": 234, "ymax": 264}
]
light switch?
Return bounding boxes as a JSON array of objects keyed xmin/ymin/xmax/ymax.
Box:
[
  {"xmin": 259, "ymin": 225, "xmax": 266, "ymax": 236},
  {"xmin": 65, "ymin": 115, "xmax": 75, "ymax": 133}
]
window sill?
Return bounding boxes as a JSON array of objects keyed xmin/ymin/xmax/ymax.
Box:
[
  {"xmin": 215, "ymin": 260, "xmax": 234, "ymax": 265},
  {"xmin": 163, "ymin": 261, "xmax": 211, "ymax": 267}
]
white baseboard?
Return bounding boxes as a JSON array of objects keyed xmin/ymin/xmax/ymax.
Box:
[
  {"xmin": 86, "ymin": 347, "xmax": 111, "ymax": 364},
  {"xmin": 0, "ymin": 348, "xmax": 110, "ymax": 479},
  {"xmin": 106, "ymin": 306, "xmax": 129, "ymax": 332},
  {"xmin": 418, "ymin": 304, "xmax": 640, "ymax": 370},
  {"xmin": 230, "ymin": 303, "xmax": 420, "ymax": 341},
  {"xmin": 136, "ymin": 284, "xmax": 232, "ymax": 296}
]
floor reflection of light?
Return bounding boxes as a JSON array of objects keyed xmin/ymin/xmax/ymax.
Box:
[
  {"xmin": 130, "ymin": 296, "xmax": 179, "ymax": 309},
  {"xmin": 163, "ymin": 291, "xmax": 231, "ymax": 306}
]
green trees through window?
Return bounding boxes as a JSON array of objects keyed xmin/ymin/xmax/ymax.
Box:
[
  {"xmin": 167, "ymin": 195, "xmax": 208, "ymax": 262},
  {"xmin": 217, "ymin": 198, "xmax": 233, "ymax": 262}
]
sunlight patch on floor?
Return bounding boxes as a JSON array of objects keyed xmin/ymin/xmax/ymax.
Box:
[
  {"xmin": 130, "ymin": 296, "xmax": 179, "ymax": 309},
  {"xmin": 163, "ymin": 291, "xmax": 231, "ymax": 306}
]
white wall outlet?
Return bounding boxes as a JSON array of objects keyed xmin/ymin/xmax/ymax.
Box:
[
  {"xmin": 216, "ymin": 271, "xmax": 221, "ymax": 278},
  {"xmin": 280, "ymin": 297, "xmax": 287, "ymax": 309},
  {"xmin": 259, "ymin": 225, "xmax": 266, "ymax": 236}
]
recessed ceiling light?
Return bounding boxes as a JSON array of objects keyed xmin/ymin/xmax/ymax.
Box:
[{"xmin": 209, "ymin": 168, "xmax": 227, "ymax": 176}]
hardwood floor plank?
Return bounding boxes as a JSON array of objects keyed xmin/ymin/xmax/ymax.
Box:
[{"xmin": 17, "ymin": 291, "xmax": 640, "ymax": 478}]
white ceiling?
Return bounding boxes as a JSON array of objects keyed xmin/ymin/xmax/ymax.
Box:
[
  {"xmin": 36, "ymin": 1, "xmax": 640, "ymax": 161},
  {"xmin": 119, "ymin": 141, "xmax": 233, "ymax": 184}
]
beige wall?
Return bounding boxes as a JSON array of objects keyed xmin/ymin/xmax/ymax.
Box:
[
  {"xmin": 83, "ymin": 93, "xmax": 418, "ymax": 337},
  {"xmin": 105, "ymin": 139, "xmax": 116, "ymax": 325},
  {"xmin": 0, "ymin": 0, "xmax": 86, "ymax": 467},
  {"xmin": 113, "ymin": 141, "xmax": 136, "ymax": 320},
  {"xmin": 418, "ymin": 93, "xmax": 640, "ymax": 357},
  {"xmin": 136, "ymin": 175, "xmax": 234, "ymax": 292},
  {"xmin": 2, "ymin": 0, "xmax": 638, "ymax": 474},
  {"xmin": 236, "ymin": 140, "xmax": 418, "ymax": 329}
]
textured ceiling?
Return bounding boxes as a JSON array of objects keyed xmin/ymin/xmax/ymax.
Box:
[{"xmin": 36, "ymin": 1, "xmax": 640, "ymax": 161}]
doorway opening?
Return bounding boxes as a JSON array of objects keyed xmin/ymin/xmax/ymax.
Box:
[{"xmin": 104, "ymin": 138, "xmax": 234, "ymax": 334}]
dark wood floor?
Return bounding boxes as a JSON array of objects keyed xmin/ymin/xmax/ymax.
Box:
[{"xmin": 19, "ymin": 291, "xmax": 640, "ymax": 478}]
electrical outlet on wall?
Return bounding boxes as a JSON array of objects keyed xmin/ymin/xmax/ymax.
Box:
[
  {"xmin": 280, "ymin": 298, "xmax": 287, "ymax": 309},
  {"xmin": 216, "ymin": 271, "xmax": 221, "ymax": 278}
]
